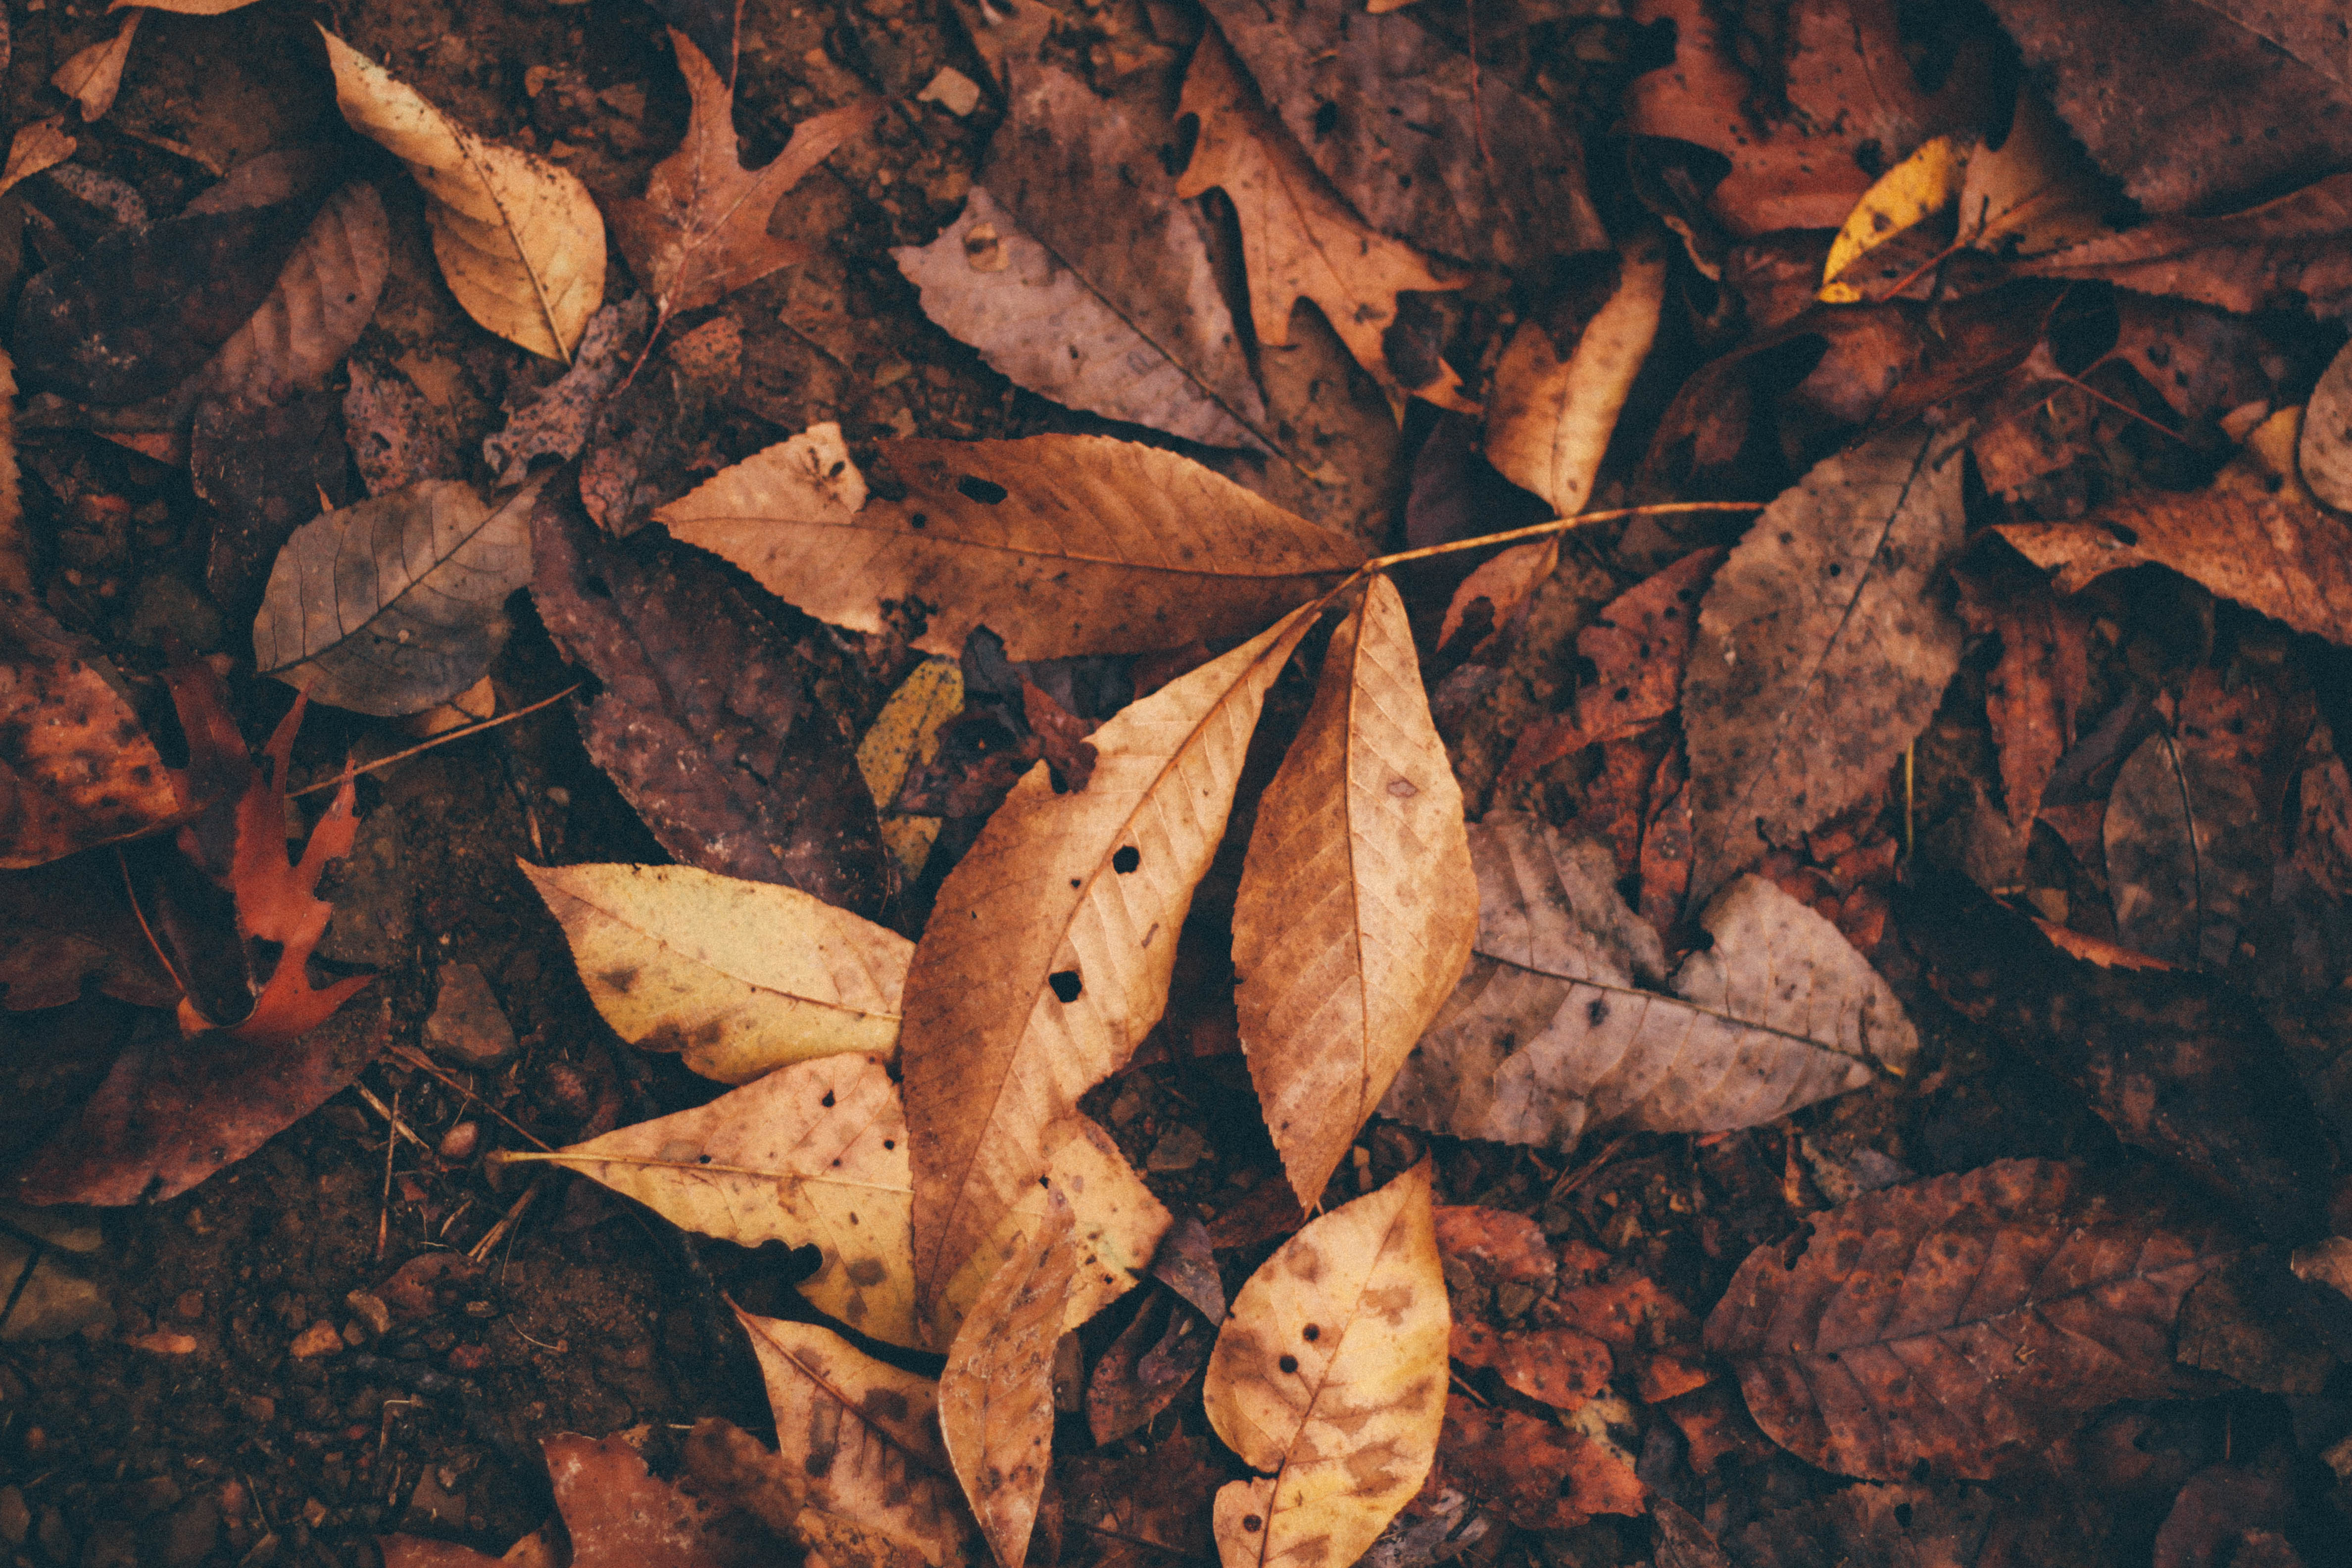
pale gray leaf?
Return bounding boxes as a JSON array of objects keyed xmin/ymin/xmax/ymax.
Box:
[
  {"xmin": 253, "ymin": 478, "xmax": 541, "ymax": 716},
  {"xmin": 483, "ymin": 296, "xmax": 651, "ymax": 486}
]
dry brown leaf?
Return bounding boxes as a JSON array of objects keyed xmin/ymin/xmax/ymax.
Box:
[
  {"xmin": 939, "ymin": 1186, "xmax": 1075, "ymax": 1568},
  {"xmin": 1204, "ymin": 1160, "xmax": 1447, "ymax": 1568},
  {"xmin": 1231, "ymin": 576, "xmax": 1476, "ymax": 1209},
  {"xmin": 2015, "ymin": 171, "xmax": 2352, "ymax": 319},
  {"xmin": 612, "ymin": 31, "xmax": 877, "ymax": 333},
  {"xmin": 1955, "ymin": 87, "xmax": 2122, "ymax": 258},
  {"xmin": 1484, "ymin": 234, "xmax": 1669, "ymax": 517},
  {"xmin": 53, "ymin": 11, "xmax": 140, "ymax": 122},
  {"xmin": 196, "ymin": 181, "xmax": 391, "ymax": 407},
  {"xmin": 737, "ymin": 1312, "xmax": 977, "ymax": 1567},
  {"xmin": 2301, "ymin": 338, "xmax": 2352, "ymax": 512},
  {"xmin": 507, "ymin": 1054, "xmax": 920, "ymax": 1344},
  {"xmin": 901, "ymin": 602, "xmax": 1321, "ymax": 1341},
  {"xmin": 1383, "ymin": 815, "xmax": 1916, "ymax": 1149},
  {"xmin": 0, "ymin": 120, "xmax": 75, "ymax": 201},
  {"xmin": 0, "ymin": 642, "xmax": 183, "ymax": 870},
  {"xmin": 660, "ymin": 431, "xmax": 1361, "ymax": 661},
  {"xmin": 522, "ymin": 860, "xmax": 909, "ymax": 1083},
  {"xmin": 858, "ymin": 657, "xmax": 962, "ymax": 886},
  {"xmin": 1999, "ymin": 408, "xmax": 2352, "ymax": 646},
  {"xmin": 1175, "ymin": 27, "xmax": 1470, "ymax": 413},
  {"xmin": 320, "ymin": 28, "xmax": 604, "ymax": 359}
]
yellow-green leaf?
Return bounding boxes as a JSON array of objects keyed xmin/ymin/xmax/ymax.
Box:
[{"xmin": 1819, "ymin": 135, "xmax": 1964, "ymax": 303}]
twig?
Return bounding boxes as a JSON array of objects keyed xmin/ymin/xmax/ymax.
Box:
[
  {"xmin": 353, "ymin": 1083, "xmax": 433, "ymax": 1155},
  {"xmin": 387, "ymin": 1044, "xmax": 555, "ymax": 1154},
  {"xmin": 115, "ymin": 847, "xmax": 187, "ymax": 999},
  {"xmin": 377, "ymin": 1087, "xmax": 400, "ymax": 1261},
  {"xmin": 467, "ymin": 1173, "xmax": 548, "ymax": 1264},
  {"xmin": 1465, "ymin": 0, "xmax": 1490, "ymax": 169},
  {"xmin": 1353, "ymin": 501, "xmax": 1764, "ymax": 577},
  {"xmin": 2048, "ymin": 368, "xmax": 2189, "ymax": 445},
  {"xmin": 287, "ymin": 685, "xmax": 581, "ymax": 799},
  {"xmin": 1549, "ymin": 1134, "xmax": 1632, "ymax": 1203}
]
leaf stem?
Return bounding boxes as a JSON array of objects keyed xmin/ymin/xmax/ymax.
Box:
[{"xmin": 1354, "ymin": 500, "xmax": 1764, "ymax": 577}]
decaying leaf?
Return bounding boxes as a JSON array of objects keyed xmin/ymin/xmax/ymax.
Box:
[
  {"xmin": 522, "ymin": 861, "xmax": 909, "ymax": 1083},
  {"xmin": 2015, "ymin": 171, "xmax": 2352, "ymax": 319},
  {"xmin": 611, "ymin": 30, "xmax": 877, "ymax": 332},
  {"xmin": 253, "ymin": 477, "xmax": 542, "ymax": 717},
  {"xmin": 1437, "ymin": 1397, "xmax": 1645, "ymax": 1530},
  {"xmin": 1730, "ymin": 1477, "xmax": 2107, "ymax": 1568},
  {"xmin": 900, "ymin": 603, "xmax": 1320, "ymax": 1339},
  {"xmin": 483, "ymin": 296, "xmax": 650, "ymax": 486},
  {"xmin": 1999, "ymin": 408, "xmax": 2352, "ymax": 647},
  {"xmin": 1682, "ymin": 425, "xmax": 1968, "ymax": 897},
  {"xmin": 1231, "ymin": 576, "xmax": 1476, "ymax": 1209},
  {"xmin": 1705, "ymin": 1158, "xmax": 2243, "ymax": 1480},
  {"xmin": 939, "ymin": 1186, "xmax": 1074, "ymax": 1568},
  {"xmin": 1955, "ymin": 86, "xmax": 2123, "ymax": 259},
  {"xmin": 683, "ymin": 1418, "xmax": 939, "ymax": 1568},
  {"xmin": 1954, "ymin": 565, "xmax": 2090, "ymax": 834},
  {"xmin": 1204, "ymin": 1160, "xmax": 1447, "ymax": 1568},
  {"xmin": 2105, "ymin": 729, "xmax": 2269, "ymax": 971},
  {"xmin": 858, "ymin": 658, "xmax": 961, "ymax": 885},
  {"xmin": 737, "ymin": 1312, "xmax": 977, "ymax": 1567},
  {"xmin": 196, "ymin": 181, "xmax": 391, "ymax": 408},
  {"xmin": 321, "ymin": 29, "xmax": 604, "ymax": 359},
  {"xmin": 660, "ymin": 432, "xmax": 1361, "ymax": 661},
  {"xmin": 1384, "ymin": 814, "xmax": 1916, "ymax": 1149},
  {"xmin": 0, "ymin": 640, "xmax": 182, "ymax": 869},
  {"xmin": 53, "ymin": 10, "xmax": 140, "ymax": 122},
  {"xmin": 1176, "ymin": 28, "xmax": 1470, "ymax": 411}
]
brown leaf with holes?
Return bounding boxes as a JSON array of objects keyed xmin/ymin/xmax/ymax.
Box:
[
  {"xmin": 1435, "ymin": 1397, "xmax": 1645, "ymax": 1531},
  {"xmin": 0, "ymin": 640, "xmax": 182, "ymax": 870}
]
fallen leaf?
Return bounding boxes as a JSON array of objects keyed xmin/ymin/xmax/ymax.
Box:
[
  {"xmin": 344, "ymin": 361, "xmax": 463, "ymax": 497},
  {"xmin": 660, "ymin": 432, "xmax": 1361, "ymax": 661},
  {"xmin": 531, "ymin": 480, "xmax": 886, "ymax": 915},
  {"xmin": 531, "ymin": 1429, "xmax": 780, "ymax": 1567},
  {"xmin": 195, "ymin": 181, "xmax": 391, "ymax": 408},
  {"xmin": 1485, "ymin": 233, "xmax": 1669, "ymax": 516},
  {"xmin": 901, "ymin": 602, "xmax": 1319, "ymax": 1337},
  {"xmin": 196, "ymin": 390, "xmax": 359, "ymax": 621},
  {"xmin": 1196, "ymin": 0, "xmax": 1606, "ymax": 270},
  {"xmin": 736, "ymin": 1312, "xmax": 977, "ymax": 1567},
  {"xmin": 1998, "ymin": 408, "xmax": 2352, "ymax": 646},
  {"xmin": 1231, "ymin": 576, "xmax": 1476, "ymax": 1208},
  {"xmin": 1681, "ymin": 425, "xmax": 1968, "ymax": 898},
  {"xmin": 524, "ymin": 860, "xmax": 908, "ymax": 1082},
  {"xmin": 483, "ymin": 296, "xmax": 650, "ymax": 486},
  {"xmin": 252, "ymin": 477, "xmax": 541, "ymax": 717},
  {"xmin": 1954, "ymin": 85, "xmax": 2125, "ymax": 259},
  {"xmin": 1436, "ymin": 1397, "xmax": 1644, "ymax": 1530},
  {"xmin": 1383, "ymin": 814, "xmax": 1916, "ymax": 1148},
  {"xmin": 1176, "ymin": 27, "xmax": 1470, "ymax": 411},
  {"xmin": 1897, "ymin": 873, "xmax": 2331, "ymax": 1241},
  {"xmin": 1432, "ymin": 1206, "xmax": 1555, "ymax": 1290},
  {"xmin": 2015, "ymin": 171, "xmax": 2352, "ymax": 318},
  {"xmin": 53, "ymin": 11, "xmax": 140, "ymax": 122},
  {"xmin": 611, "ymin": 31, "xmax": 877, "ymax": 333},
  {"xmin": 1059, "ymin": 1429, "xmax": 1223, "ymax": 1568},
  {"xmin": 940, "ymin": 1186, "xmax": 1073, "ymax": 1568},
  {"xmin": 1954, "ymin": 564, "xmax": 2090, "ymax": 833},
  {"xmin": 1819, "ymin": 137, "xmax": 1966, "ymax": 303},
  {"xmin": 1086, "ymin": 1287, "xmax": 1216, "ymax": 1443},
  {"xmin": 858, "ymin": 658, "xmax": 962, "ymax": 885},
  {"xmin": 1435, "ymin": 539, "xmax": 1556, "ymax": 665},
  {"xmin": 321, "ymin": 28, "xmax": 605, "ymax": 360},
  {"xmin": 1705, "ymin": 1158, "xmax": 2241, "ymax": 1480},
  {"xmin": 1205, "ymin": 1160, "xmax": 1448, "ymax": 1568},
  {"xmin": 684, "ymin": 1418, "xmax": 939, "ymax": 1568},
  {"xmin": 2302, "ymin": 337, "xmax": 2352, "ymax": 511},
  {"xmin": 0, "ymin": 641, "xmax": 182, "ymax": 869},
  {"xmin": 0, "ymin": 120, "xmax": 75, "ymax": 200},
  {"xmin": 2105, "ymin": 729, "xmax": 2269, "ymax": 971}
]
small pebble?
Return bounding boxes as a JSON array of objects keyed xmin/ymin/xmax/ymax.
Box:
[
  {"xmin": 289, "ymin": 1321, "xmax": 343, "ymax": 1359},
  {"xmin": 173, "ymin": 1290, "xmax": 205, "ymax": 1321},
  {"xmin": 437, "ymin": 1122, "xmax": 480, "ymax": 1162}
]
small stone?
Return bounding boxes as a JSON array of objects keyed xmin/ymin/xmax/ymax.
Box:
[
  {"xmin": 917, "ymin": 66, "xmax": 983, "ymax": 116},
  {"xmin": 437, "ymin": 1121, "xmax": 480, "ymax": 1161},
  {"xmin": 424, "ymin": 963, "xmax": 517, "ymax": 1068},
  {"xmin": 289, "ymin": 1320, "xmax": 343, "ymax": 1359},
  {"xmin": 173, "ymin": 1290, "xmax": 205, "ymax": 1321},
  {"xmin": 345, "ymin": 1290, "xmax": 392, "ymax": 1337},
  {"xmin": 341, "ymin": 1321, "xmax": 368, "ymax": 1347}
]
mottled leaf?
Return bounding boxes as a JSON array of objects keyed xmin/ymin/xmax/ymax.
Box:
[{"xmin": 940, "ymin": 1187, "xmax": 1074, "ymax": 1568}]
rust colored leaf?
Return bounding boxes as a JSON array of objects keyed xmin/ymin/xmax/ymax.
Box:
[
  {"xmin": 0, "ymin": 641, "xmax": 181, "ymax": 870},
  {"xmin": 1954, "ymin": 564, "xmax": 2091, "ymax": 833},
  {"xmin": 1086, "ymin": 1285, "xmax": 1216, "ymax": 1444},
  {"xmin": 612, "ymin": 31, "xmax": 877, "ymax": 332},
  {"xmin": 1435, "ymin": 1397, "xmax": 1644, "ymax": 1531},
  {"xmin": 52, "ymin": 10, "xmax": 140, "ymax": 122},
  {"xmin": 1432, "ymin": 1206, "xmax": 1555, "ymax": 1291},
  {"xmin": 1704, "ymin": 1158, "xmax": 2244, "ymax": 1480},
  {"xmin": 2017, "ymin": 171, "xmax": 2352, "ymax": 318}
]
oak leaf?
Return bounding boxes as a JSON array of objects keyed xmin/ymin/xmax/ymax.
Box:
[
  {"xmin": 523, "ymin": 860, "xmax": 909, "ymax": 1083},
  {"xmin": 900, "ymin": 602, "xmax": 1320, "ymax": 1340},
  {"xmin": 939, "ymin": 1186, "xmax": 1074, "ymax": 1568},
  {"xmin": 1175, "ymin": 27, "xmax": 1470, "ymax": 412},
  {"xmin": 1704, "ymin": 1158, "xmax": 2242, "ymax": 1479},
  {"xmin": 1999, "ymin": 409, "xmax": 2352, "ymax": 647},
  {"xmin": 1204, "ymin": 1160, "xmax": 1447, "ymax": 1568},
  {"xmin": 1232, "ymin": 576, "xmax": 1476, "ymax": 1209},
  {"xmin": 660, "ymin": 432, "xmax": 1360, "ymax": 661},
  {"xmin": 321, "ymin": 29, "xmax": 604, "ymax": 360},
  {"xmin": 1383, "ymin": 815, "xmax": 1915, "ymax": 1149},
  {"xmin": 611, "ymin": 31, "xmax": 878, "ymax": 334}
]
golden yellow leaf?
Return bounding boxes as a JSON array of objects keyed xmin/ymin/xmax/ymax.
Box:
[
  {"xmin": 1175, "ymin": 27, "xmax": 1471, "ymax": 413},
  {"xmin": 0, "ymin": 120, "xmax": 76, "ymax": 202},
  {"xmin": 320, "ymin": 28, "xmax": 604, "ymax": 360},
  {"xmin": 53, "ymin": 11, "xmax": 141, "ymax": 123},
  {"xmin": 508, "ymin": 1054, "xmax": 920, "ymax": 1343},
  {"xmin": 660, "ymin": 433, "xmax": 1362, "ymax": 660},
  {"xmin": 521, "ymin": 860, "xmax": 909, "ymax": 1083},
  {"xmin": 1204, "ymin": 1159, "xmax": 1448, "ymax": 1568},
  {"xmin": 859, "ymin": 658, "xmax": 964, "ymax": 886},
  {"xmin": 737, "ymin": 1312, "xmax": 977, "ymax": 1568},
  {"xmin": 1484, "ymin": 232, "xmax": 1669, "ymax": 515},
  {"xmin": 939, "ymin": 1186, "xmax": 1075, "ymax": 1568},
  {"xmin": 1232, "ymin": 577, "xmax": 1476, "ymax": 1209},
  {"xmin": 1818, "ymin": 136, "xmax": 1964, "ymax": 303},
  {"xmin": 901, "ymin": 602, "xmax": 1323, "ymax": 1340}
]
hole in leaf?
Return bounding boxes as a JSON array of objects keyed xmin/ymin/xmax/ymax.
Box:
[
  {"xmin": 957, "ymin": 475, "xmax": 1009, "ymax": 504},
  {"xmin": 1243, "ymin": 1517, "xmax": 1263, "ymax": 1534},
  {"xmin": 1050, "ymin": 970, "xmax": 1083, "ymax": 1003},
  {"xmin": 822, "ymin": 1090, "xmax": 836, "ymax": 1108},
  {"xmin": 1279, "ymin": 1354, "xmax": 1299, "ymax": 1373},
  {"xmin": 1112, "ymin": 846, "xmax": 1140, "ymax": 874},
  {"xmin": 910, "ymin": 511, "xmax": 929, "ymax": 529},
  {"xmin": 1302, "ymin": 1324, "xmax": 1320, "ymax": 1341}
]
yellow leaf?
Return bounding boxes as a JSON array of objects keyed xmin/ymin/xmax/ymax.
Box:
[
  {"xmin": 661, "ymin": 432, "xmax": 1361, "ymax": 660},
  {"xmin": 939, "ymin": 1186, "xmax": 1075, "ymax": 1568},
  {"xmin": 1818, "ymin": 135, "xmax": 1964, "ymax": 303},
  {"xmin": 1484, "ymin": 232, "xmax": 1670, "ymax": 516},
  {"xmin": 522, "ymin": 860, "xmax": 909, "ymax": 1083},
  {"xmin": 1175, "ymin": 27, "xmax": 1471, "ymax": 413},
  {"xmin": 0, "ymin": 120, "xmax": 76, "ymax": 202},
  {"xmin": 1232, "ymin": 578, "xmax": 1476, "ymax": 1209},
  {"xmin": 319, "ymin": 28, "xmax": 604, "ymax": 360},
  {"xmin": 737, "ymin": 1312, "xmax": 977, "ymax": 1568},
  {"xmin": 1204, "ymin": 1160, "xmax": 1448, "ymax": 1568},
  {"xmin": 901, "ymin": 601, "xmax": 1323, "ymax": 1340},
  {"xmin": 510, "ymin": 1054, "xmax": 921, "ymax": 1344},
  {"xmin": 859, "ymin": 658, "xmax": 964, "ymax": 885},
  {"xmin": 53, "ymin": 11, "xmax": 141, "ymax": 123},
  {"xmin": 1955, "ymin": 87, "xmax": 2120, "ymax": 259}
]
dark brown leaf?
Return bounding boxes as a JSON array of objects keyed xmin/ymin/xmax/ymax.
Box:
[
  {"xmin": 1954, "ymin": 563, "xmax": 2091, "ymax": 833},
  {"xmin": 1730, "ymin": 1477, "xmax": 2110, "ymax": 1568},
  {"xmin": 195, "ymin": 388, "xmax": 355, "ymax": 620},
  {"xmin": 2017, "ymin": 173, "xmax": 2352, "ymax": 318},
  {"xmin": 2151, "ymin": 1459, "xmax": 2294, "ymax": 1568}
]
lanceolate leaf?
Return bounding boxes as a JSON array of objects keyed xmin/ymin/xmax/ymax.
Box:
[
  {"xmin": 522, "ymin": 860, "xmax": 910, "ymax": 1084},
  {"xmin": 1383, "ymin": 815, "xmax": 1916, "ymax": 1149},
  {"xmin": 1705, "ymin": 1159, "xmax": 2241, "ymax": 1479},
  {"xmin": 320, "ymin": 29, "xmax": 605, "ymax": 360},
  {"xmin": 900, "ymin": 602, "xmax": 1321, "ymax": 1341},
  {"xmin": 1681, "ymin": 425, "xmax": 1969, "ymax": 898},
  {"xmin": 659, "ymin": 434, "xmax": 1361, "ymax": 660},
  {"xmin": 253, "ymin": 478, "xmax": 542, "ymax": 716},
  {"xmin": 1204, "ymin": 1160, "xmax": 1448, "ymax": 1568},
  {"xmin": 1232, "ymin": 576, "xmax": 1476, "ymax": 1209}
]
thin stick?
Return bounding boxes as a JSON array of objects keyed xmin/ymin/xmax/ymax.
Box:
[
  {"xmin": 1355, "ymin": 500, "xmax": 1764, "ymax": 577},
  {"xmin": 467, "ymin": 1174, "xmax": 548, "ymax": 1264},
  {"xmin": 377, "ymin": 1087, "xmax": 399, "ymax": 1261},
  {"xmin": 287, "ymin": 685, "xmax": 580, "ymax": 799},
  {"xmin": 115, "ymin": 847, "xmax": 187, "ymax": 999},
  {"xmin": 2049, "ymin": 369, "xmax": 2188, "ymax": 445},
  {"xmin": 1549, "ymin": 1133, "xmax": 1632, "ymax": 1203},
  {"xmin": 387, "ymin": 1044, "xmax": 556, "ymax": 1154},
  {"xmin": 353, "ymin": 1083, "xmax": 433, "ymax": 1155}
]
